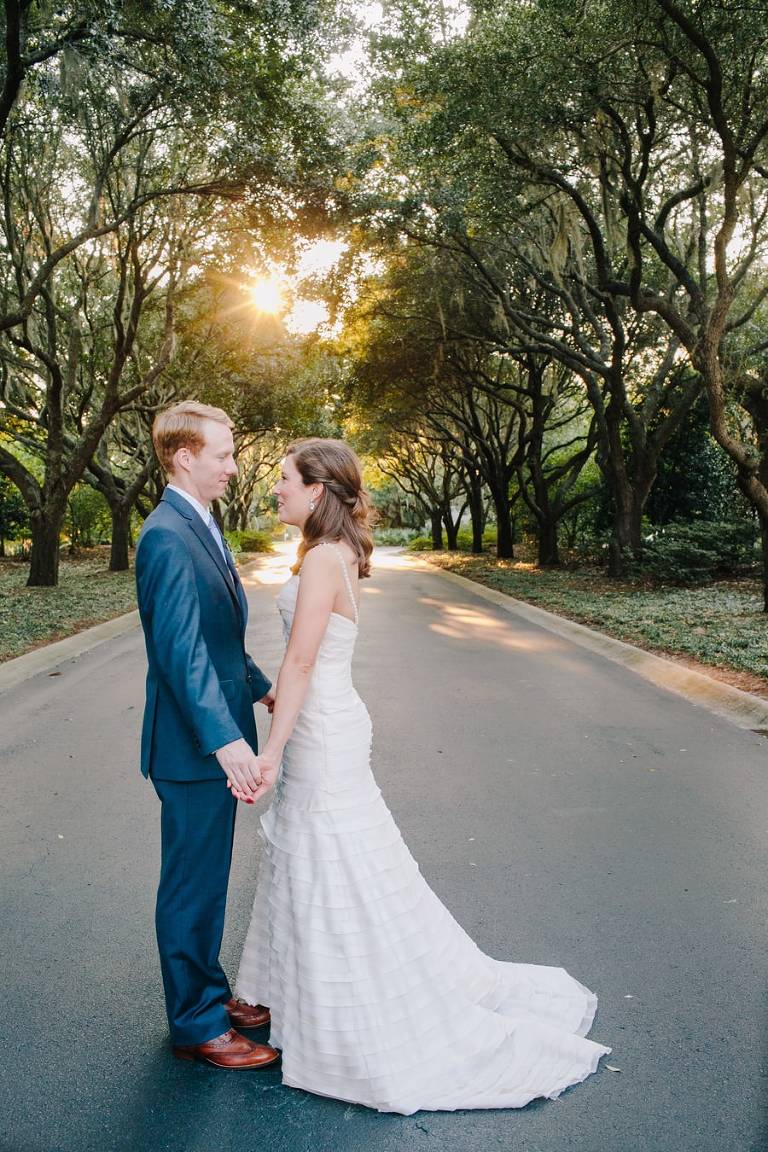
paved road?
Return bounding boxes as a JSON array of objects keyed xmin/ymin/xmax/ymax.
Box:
[{"xmin": 1, "ymin": 549, "xmax": 766, "ymax": 1152}]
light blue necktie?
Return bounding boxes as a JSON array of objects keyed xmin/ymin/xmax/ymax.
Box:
[{"xmin": 206, "ymin": 512, "xmax": 228, "ymax": 564}]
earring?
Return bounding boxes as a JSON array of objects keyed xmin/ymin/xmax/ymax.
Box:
[{"xmin": 308, "ymin": 500, "xmax": 315, "ymax": 512}]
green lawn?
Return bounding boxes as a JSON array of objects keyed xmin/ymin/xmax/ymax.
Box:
[
  {"xmin": 0, "ymin": 555, "xmax": 137, "ymax": 662},
  {"xmin": 421, "ymin": 551, "xmax": 768, "ymax": 690}
]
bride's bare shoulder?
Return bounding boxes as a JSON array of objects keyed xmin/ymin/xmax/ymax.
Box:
[
  {"xmin": 299, "ymin": 542, "xmax": 339, "ymax": 578},
  {"xmin": 305, "ymin": 539, "xmax": 357, "ymax": 566},
  {"xmin": 327, "ymin": 538, "xmax": 359, "ymax": 569}
]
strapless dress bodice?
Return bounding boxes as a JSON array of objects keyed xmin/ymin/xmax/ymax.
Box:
[{"xmin": 276, "ymin": 574, "xmax": 360, "ymax": 713}]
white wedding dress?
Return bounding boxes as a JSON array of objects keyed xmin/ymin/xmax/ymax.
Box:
[{"xmin": 236, "ymin": 546, "xmax": 610, "ymax": 1114}]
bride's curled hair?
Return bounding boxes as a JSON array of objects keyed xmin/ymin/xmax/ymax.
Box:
[{"xmin": 286, "ymin": 438, "xmax": 375, "ymax": 578}]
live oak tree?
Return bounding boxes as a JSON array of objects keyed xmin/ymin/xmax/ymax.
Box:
[
  {"xmin": 342, "ymin": 242, "xmax": 597, "ymax": 561},
  {"xmin": 83, "ymin": 406, "xmax": 163, "ymax": 572},
  {"xmin": 0, "ymin": 0, "xmax": 347, "ymax": 583},
  {"xmin": 0, "ymin": 91, "xmax": 185, "ymax": 584},
  {"xmin": 368, "ymin": 0, "xmax": 768, "ymax": 596},
  {"xmin": 357, "ymin": 0, "xmax": 711, "ymax": 574}
]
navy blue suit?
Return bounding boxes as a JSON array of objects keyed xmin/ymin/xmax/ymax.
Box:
[{"xmin": 135, "ymin": 487, "xmax": 271, "ymax": 1044}]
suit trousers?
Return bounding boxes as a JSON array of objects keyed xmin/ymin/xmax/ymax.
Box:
[{"xmin": 151, "ymin": 776, "xmax": 237, "ymax": 1045}]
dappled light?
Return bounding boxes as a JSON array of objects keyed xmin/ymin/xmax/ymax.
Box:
[
  {"xmin": 420, "ymin": 597, "xmax": 499, "ymax": 629},
  {"xmin": 242, "ymin": 542, "xmax": 296, "ymax": 586},
  {"xmin": 416, "ymin": 593, "xmax": 563, "ymax": 654},
  {"xmin": 375, "ymin": 549, "xmax": 424, "ymax": 570}
]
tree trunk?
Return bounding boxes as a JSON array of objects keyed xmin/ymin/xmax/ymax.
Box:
[
  {"xmin": 602, "ymin": 452, "xmax": 638, "ymax": 576},
  {"xmin": 527, "ymin": 451, "xmax": 562, "ymax": 567},
  {"xmin": 28, "ymin": 507, "xmax": 65, "ymax": 586},
  {"xmin": 496, "ymin": 511, "xmax": 514, "ymax": 559},
  {"xmin": 608, "ymin": 506, "xmax": 631, "ymax": 576},
  {"xmin": 735, "ymin": 382, "xmax": 768, "ymax": 613},
  {"xmin": 465, "ymin": 469, "xmax": 485, "ymax": 553},
  {"xmin": 537, "ymin": 518, "xmax": 561, "ymax": 567},
  {"xmin": 444, "ymin": 515, "xmax": 459, "ymax": 550},
  {"xmin": 109, "ymin": 504, "xmax": 132, "ymax": 571},
  {"xmin": 487, "ymin": 475, "xmax": 514, "ymax": 559},
  {"xmin": 429, "ymin": 510, "xmax": 443, "ymax": 550},
  {"xmin": 226, "ymin": 498, "xmax": 245, "ymax": 531},
  {"xmin": 471, "ymin": 518, "xmax": 483, "ymax": 554},
  {"xmin": 760, "ymin": 515, "xmax": 768, "ymax": 614}
]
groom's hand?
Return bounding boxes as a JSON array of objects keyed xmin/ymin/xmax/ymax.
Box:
[
  {"xmin": 215, "ymin": 738, "xmax": 262, "ymax": 803},
  {"xmin": 258, "ymin": 689, "xmax": 275, "ymax": 714}
]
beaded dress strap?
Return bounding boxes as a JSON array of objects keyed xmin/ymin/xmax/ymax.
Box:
[{"xmin": 320, "ymin": 541, "xmax": 359, "ymax": 626}]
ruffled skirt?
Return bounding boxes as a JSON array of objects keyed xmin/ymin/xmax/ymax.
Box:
[{"xmin": 236, "ymin": 696, "xmax": 610, "ymax": 1114}]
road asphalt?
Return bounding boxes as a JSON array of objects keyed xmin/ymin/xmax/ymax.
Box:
[{"xmin": 1, "ymin": 547, "xmax": 766, "ymax": 1152}]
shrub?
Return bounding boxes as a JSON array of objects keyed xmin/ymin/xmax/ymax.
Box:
[
  {"xmin": 407, "ymin": 535, "xmax": 435, "ymax": 550},
  {"xmin": 374, "ymin": 527, "xmax": 421, "ymax": 546},
  {"xmin": 639, "ymin": 520, "xmax": 758, "ymax": 584},
  {"xmin": 408, "ymin": 525, "xmax": 500, "ymax": 552},
  {"xmin": 65, "ymin": 486, "xmax": 111, "ymax": 550},
  {"xmin": 0, "ymin": 475, "xmax": 28, "ymax": 555},
  {"xmin": 235, "ymin": 529, "xmax": 273, "ymax": 554},
  {"xmin": 455, "ymin": 526, "xmax": 498, "ymax": 550}
]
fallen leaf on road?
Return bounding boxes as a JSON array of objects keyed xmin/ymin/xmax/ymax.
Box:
[{"xmin": 605, "ymin": 1065, "xmax": 621, "ymax": 1073}]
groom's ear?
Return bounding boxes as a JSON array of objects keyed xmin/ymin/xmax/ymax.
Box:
[{"xmin": 173, "ymin": 445, "xmax": 192, "ymax": 474}]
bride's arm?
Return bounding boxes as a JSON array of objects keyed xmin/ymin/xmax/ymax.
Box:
[{"xmin": 248, "ymin": 545, "xmax": 339, "ymax": 797}]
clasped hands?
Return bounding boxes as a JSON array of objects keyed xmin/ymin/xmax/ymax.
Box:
[
  {"xmin": 215, "ymin": 690, "xmax": 279, "ymax": 805},
  {"xmin": 215, "ymin": 738, "xmax": 280, "ymax": 804}
]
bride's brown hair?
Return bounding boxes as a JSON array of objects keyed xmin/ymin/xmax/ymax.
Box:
[{"xmin": 286, "ymin": 438, "xmax": 375, "ymax": 578}]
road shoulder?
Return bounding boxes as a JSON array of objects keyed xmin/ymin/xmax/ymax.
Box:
[{"xmin": 416, "ymin": 557, "xmax": 768, "ymax": 733}]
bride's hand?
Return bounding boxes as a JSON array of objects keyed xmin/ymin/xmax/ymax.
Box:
[
  {"xmin": 231, "ymin": 750, "xmax": 281, "ymax": 803},
  {"xmin": 254, "ymin": 749, "xmax": 281, "ymax": 793}
]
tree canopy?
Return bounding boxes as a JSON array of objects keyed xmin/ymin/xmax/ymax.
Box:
[{"xmin": 2, "ymin": 0, "xmax": 767, "ymax": 605}]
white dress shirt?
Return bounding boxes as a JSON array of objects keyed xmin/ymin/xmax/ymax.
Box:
[{"xmin": 167, "ymin": 483, "xmax": 230, "ymax": 570}]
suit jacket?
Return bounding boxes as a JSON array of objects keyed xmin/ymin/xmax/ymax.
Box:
[{"xmin": 135, "ymin": 487, "xmax": 271, "ymax": 782}]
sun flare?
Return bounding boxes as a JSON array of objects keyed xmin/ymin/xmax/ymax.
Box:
[{"xmin": 249, "ymin": 275, "xmax": 285, "ymax": 314}]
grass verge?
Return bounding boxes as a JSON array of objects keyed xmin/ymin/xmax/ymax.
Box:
[
  {"xmin": 420, "ymin": 551, "xmax": 768, "ymax": 697},
  {"xmin": 0, "ymin": 545, "xmax": 267, "ymax": 663},
  {"xmin": 0, "ymin": 554, "xmax": 137, "ymax": 662}
]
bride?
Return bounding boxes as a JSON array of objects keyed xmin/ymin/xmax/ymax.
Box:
[{"xmin": 233, "ymin": 437, "xmax": 610, "ymax": 1115}]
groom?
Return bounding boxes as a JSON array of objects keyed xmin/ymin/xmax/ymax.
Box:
[{"xmin": 135, "ymin": 400, "xmax": 278, "ymax": 1070}]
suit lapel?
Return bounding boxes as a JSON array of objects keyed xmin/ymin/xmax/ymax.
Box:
[
  {"xmin": 222, "ymin": 544, "xmax": 249, "ymax": 627},
  {"xmin": 161, "ymin": 489, "xmax": 243, "ymax": 621}
]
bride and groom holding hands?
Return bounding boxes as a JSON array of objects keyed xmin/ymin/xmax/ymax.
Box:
[{"xmin": 135, "ymin": 400, "xmax": 610, "ymax": 1115}]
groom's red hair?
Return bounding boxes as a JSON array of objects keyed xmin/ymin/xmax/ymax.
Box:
[{"xmin": 153, "ymin": 400, "xmax": 233, "ymax": 474}]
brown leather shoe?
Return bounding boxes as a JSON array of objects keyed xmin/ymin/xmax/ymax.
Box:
[
  {"xmin": 225, "ymin": 997, "xmax": 271, "ymax": 1029},
  {"xmin": 172, "ymin": 1028, "xmax": 280, "ymax": 1069}
]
